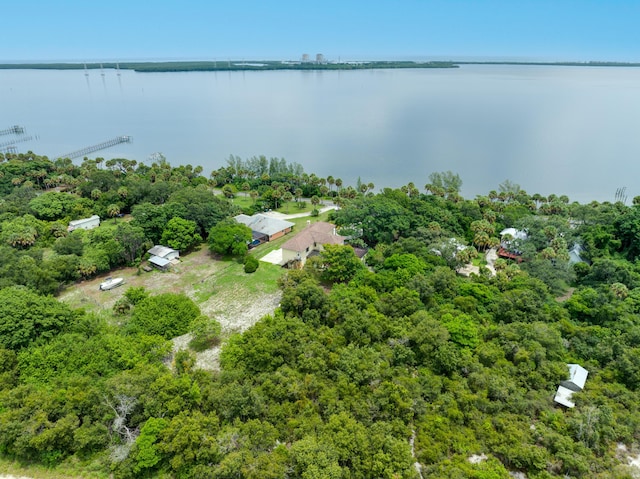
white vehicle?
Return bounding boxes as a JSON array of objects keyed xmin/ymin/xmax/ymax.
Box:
[{"xmin": 99, "ymin": 277, "xmax": 124, "ymax": 291}]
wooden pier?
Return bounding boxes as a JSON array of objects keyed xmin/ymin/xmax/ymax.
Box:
[{"xmin": 55, "ymin": 135, "xmax": 132, "ymax": 160}]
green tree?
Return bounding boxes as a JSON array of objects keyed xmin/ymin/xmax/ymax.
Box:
[
  {"xmin": 28, "ymin": 191, "xmax": 79, "ymax": 221},
  {"xmin": 208, "ymin": 219, "xmax": 252, "ymax": 257},
  {"xmin": 161, "ymin": 217, "xmax": 202, "ymax": 252},
  {"xmin": 1, "ymin": 214, "xmax": 43, "ymax": 248},
  {"xmin": 168, "ymin": 186, "xmax": 238, "ymax": 236},
  {"xmin": 106, "ymin": 203, "xmax": 120, "ymax": 222},
  {"xmin": 319, "ymin": 244, "xmax": 365, "ymax": 283},
  {"xmin": 129, "ymin": 293, "xmax": 200, "ymax": 339},
  {"xmin": 0, "ymin": 286, "xmax": 75, "ymax": 350},
  {"xmin": 113, "ymin": 222, "xmax": 149, "ymax": 265}
]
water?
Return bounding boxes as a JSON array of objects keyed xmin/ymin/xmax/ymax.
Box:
[{"xmin": 2, "ymin": 65, "xmax": 640, "ymax": 203}]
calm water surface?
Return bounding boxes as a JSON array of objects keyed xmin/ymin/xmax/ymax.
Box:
[{"xmin": 2, "ymin": 65, "xmax": 640, "ymax": 203}]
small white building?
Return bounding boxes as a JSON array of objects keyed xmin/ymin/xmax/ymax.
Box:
[
  {"xmin": 68, "ymin": 215, "xmax": 100, "ymax": 232},
  {"xmin": 554, "ymin": 364, "xmax": 589, "ymax": 408},
  {"xmin": 561, "ymin": 364, "xmax": 589, "ymax": 391},
  {"xmin": 554, "ymin": 385, "xmax": 578, "ymax": 408}
]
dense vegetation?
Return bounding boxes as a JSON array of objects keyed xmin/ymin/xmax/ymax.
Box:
[{"xmin": 2, "ymin": 151, "xmax": 640, "ymax": 477}]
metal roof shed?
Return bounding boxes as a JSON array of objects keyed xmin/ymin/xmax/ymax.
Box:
[{"xmin": 149, "ymin": 256, "xmax": 171, "ymax": 270}]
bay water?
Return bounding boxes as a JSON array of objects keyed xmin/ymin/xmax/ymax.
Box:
[{"xmin": 2, "ymin": 65, "xmax": 640, "ymax": 203}]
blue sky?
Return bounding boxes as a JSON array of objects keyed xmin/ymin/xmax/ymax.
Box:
[{"xmin": 2, "ymin": 0, "xmax": 639, "ymax": 62}]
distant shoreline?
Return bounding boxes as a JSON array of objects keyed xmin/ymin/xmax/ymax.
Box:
[
  {"xmin": 1, "ymin": 60, "xmax": 639, "ymax": 73},
  {"xmin": 0, "ymin": 60, "xmax": 458, "ymax": 72}
]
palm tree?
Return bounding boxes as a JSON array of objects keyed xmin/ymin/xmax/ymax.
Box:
[
  {"xmin": 327, "ymin": 175, "xmax": 335, "ymax": 192},
  {"xmin": 107, "ymin": 204, "xmax": 121, "ymax": 222},
  {"xmin": 473, "ymin": 232, "xmax": 490, "ymax": 252},
  {"xmin": 272, "ymin": 188, "xmax": 283, "ymax": 210},
  {"xmin": 283, "ymin": 191, "xmax": 293, "ymax": 213}
]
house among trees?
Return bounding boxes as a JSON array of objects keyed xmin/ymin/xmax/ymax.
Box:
[
  {"xmin": 147, "ymin": 245, "xmax": 180, "ymax": 270},
  {"xmin": 554, "ymin": 364, "xmax": 589, "ymax": 408},
  {"xmin": 67, "ymin": 215, "xmax": 100, "ymax": 232},
  {"xmin": 282, "ymin": 221, "xmax": 345, "ymax": 268},
  {"xmin": 498, "ymin": 227, "xmax": 527, "ymax": 261},
  {"xmin": 234, "ymin": 214, "xmax": 294, "ymax": 246},
  {"xmin": 569, "ymin": 243, "xmax": 586, "ymax": 264}
]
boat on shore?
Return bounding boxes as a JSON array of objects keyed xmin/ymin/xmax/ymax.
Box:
[{"xmin": 99, "ymin": 277, "xmax": 124, "ymax": 291}]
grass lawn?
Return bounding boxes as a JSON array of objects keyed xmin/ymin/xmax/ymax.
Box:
[
  {"xmin": 472, "ymin": 252, "xmax": 487, "ymax": 267},
  {"xmin": 223, "ymin": 191, "xmax": 325, "ymax": 215},
  {"xmin": 0, "ymin": 456, "xmax": 112, "ymax": 479}
]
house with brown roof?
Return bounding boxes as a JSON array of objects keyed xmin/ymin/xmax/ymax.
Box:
[{"xmin": 281, "ymin": 221, "xmax": 345, "ymax": 268}]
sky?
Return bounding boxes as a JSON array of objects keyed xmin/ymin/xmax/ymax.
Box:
[{"xmin": 2, "ymin": 0, "xmax": 640, "ymax": 63}]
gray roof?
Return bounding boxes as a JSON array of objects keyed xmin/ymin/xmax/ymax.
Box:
[
  {"xmin": 149, "ymin": 256, "xmax": 171, "ymax": 267},
  {"xmin": 148, "ymin": 245, "xmax": 178, "ymax": 258},
  {"xmin": 69, "ymin": 214, "xmax": 100, "ymax": 226},
  {"xmin": 234, "ymin": 214, "xmax": 294, "ymax": 237}
]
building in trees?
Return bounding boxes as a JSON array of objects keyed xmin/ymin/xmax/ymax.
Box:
[
  {"xmin": 569, "ymin": 243, "xmax": 586, "ymax": 265},
  {"xmin": 281, "ymin": 221, "xmax": 345, "ymax": 268},
  {"xmin": 67, "ymin": 214, "xmax": 100, "ymax": 232},
  {"xmin": 554, "ymin": 363, "xmax": 589, "ymax": 408}
]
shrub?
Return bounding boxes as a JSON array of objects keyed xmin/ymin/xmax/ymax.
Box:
[
  {"xmin": 113, "ymin": 297, "xmax": 131, "ymax": 316},
  {"xmin": 244, "ymin": 255, "xmax": 259, "ymax": 273},
  {"xmin": 189, "ymin": 315, "xmax": 222, "ymax": 351},
  {"xmin": 129, "ymin": 293, "xmax": 200, "ymax": 339},
  {"xmin": 124, "ymin": 286, "xmax": 149, "ymax": 305}
]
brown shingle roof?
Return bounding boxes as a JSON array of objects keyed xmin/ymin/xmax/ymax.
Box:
[{"xmin": 282, "ymin": 222, "xmax": 344, "ymax": 252}]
